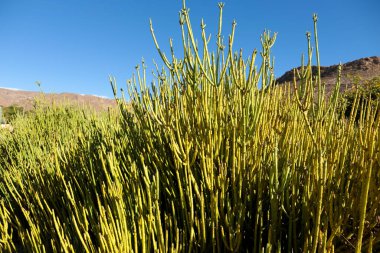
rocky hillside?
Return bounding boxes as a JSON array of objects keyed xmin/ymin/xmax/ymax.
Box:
[
  {"xmin": 0, "ymin": 88, "xmax": 116, "ymax": 111},
  {"xmin": 276, "ymin": 56, "xmax": 380, "ymax": 94}
]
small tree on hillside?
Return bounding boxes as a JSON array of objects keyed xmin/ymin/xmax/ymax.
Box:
[
  {"xmin": 2, "ymin": 105, "xmax": 24, "ymax": 122},
  {"xmin": 341, "ymin": 76, "xmax": 380, "ymax": 119}
]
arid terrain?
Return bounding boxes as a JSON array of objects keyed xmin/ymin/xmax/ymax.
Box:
[{"xmin": 0, "ymin": 88, "xmax": 116, "ymax": 111}]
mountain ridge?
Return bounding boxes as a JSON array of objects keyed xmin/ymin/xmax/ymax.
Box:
[{"xmin": 0, "ymin": 88, "xmax": 116, "ymax": 111}]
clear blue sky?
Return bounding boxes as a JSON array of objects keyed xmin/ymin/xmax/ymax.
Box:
[{"xmin": 0, "ymin": 0, "xmax": 379, "ymax": 98}]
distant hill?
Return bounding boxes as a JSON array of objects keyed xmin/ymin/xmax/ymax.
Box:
[
  {"xmin": 0, "ymin": 88, "xmax": 117, "ymax": 111},
  {"xmin": 276, "ymin": 56, "xmax": 380, "ymax": 95}
]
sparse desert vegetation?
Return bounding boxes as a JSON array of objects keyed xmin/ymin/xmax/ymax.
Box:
[{"xmin": 0, "ymin": 2, "xmax": 379, "ymax": 253}]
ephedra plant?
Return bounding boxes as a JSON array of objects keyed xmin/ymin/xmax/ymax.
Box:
[
  {"xmin": 112, "ymin": 1, "xmax": 379, "ymax": 252},
  {"xmin": 0, "ymin": 1, "xmax": 379, "ymax": 252}
]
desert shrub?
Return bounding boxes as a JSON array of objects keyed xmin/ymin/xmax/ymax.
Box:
[
  {"xmin": 1, "ymin": 105, "xmax": 24, "ymax": 123},
  {"xmin": 341, "ymin": 76, "xmax": 380, "ymax": 120},
  {"xmin": 0, "ymin": 2, "xmax": 379, "ymax": 253}
]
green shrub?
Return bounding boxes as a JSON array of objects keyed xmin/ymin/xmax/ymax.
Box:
[
  {"xmin": 1, "ymin": 105, "xmax": 24, "ymax": 123},
  {"xmin": 337, "ymin": 76, "xmax": 380, "ymax": 127},
  {"xmin": 0, "ymin": 2, "xmax": 379, "ymax": 253}
]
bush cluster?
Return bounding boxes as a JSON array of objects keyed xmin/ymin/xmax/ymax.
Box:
[{"xmin": 0, "ymin": 3, "xmax": 379, "ymax": 252}]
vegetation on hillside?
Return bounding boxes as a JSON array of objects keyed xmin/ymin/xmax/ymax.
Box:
[
  {"xmin": 0, "ymin": 2, "xmax": 379, "ymax": 252},
  {"xmin": 0, "ymin": 105, "xmax": 24, "ymax": 123},
  {"xmin": 341, "ymin": 76, "xmax": 380, "ymax": 119}
]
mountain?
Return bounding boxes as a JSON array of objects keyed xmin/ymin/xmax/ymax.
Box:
[
  {"xmin": 0, "ymin": 88, "xmax": 116, "ymax": 111},
  {"xmin": 276, "ymin": 56, "xmax": 380, "ymax": 95}
]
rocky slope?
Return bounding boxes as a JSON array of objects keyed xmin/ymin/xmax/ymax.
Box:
[{"xmin": 276, "ymin": 56, "xmax": 380, "ymax": 94}]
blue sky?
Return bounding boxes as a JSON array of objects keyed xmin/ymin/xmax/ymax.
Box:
[{"xmin": 0, "ymin": 0, "xmax": 379, "ymax": 98}]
